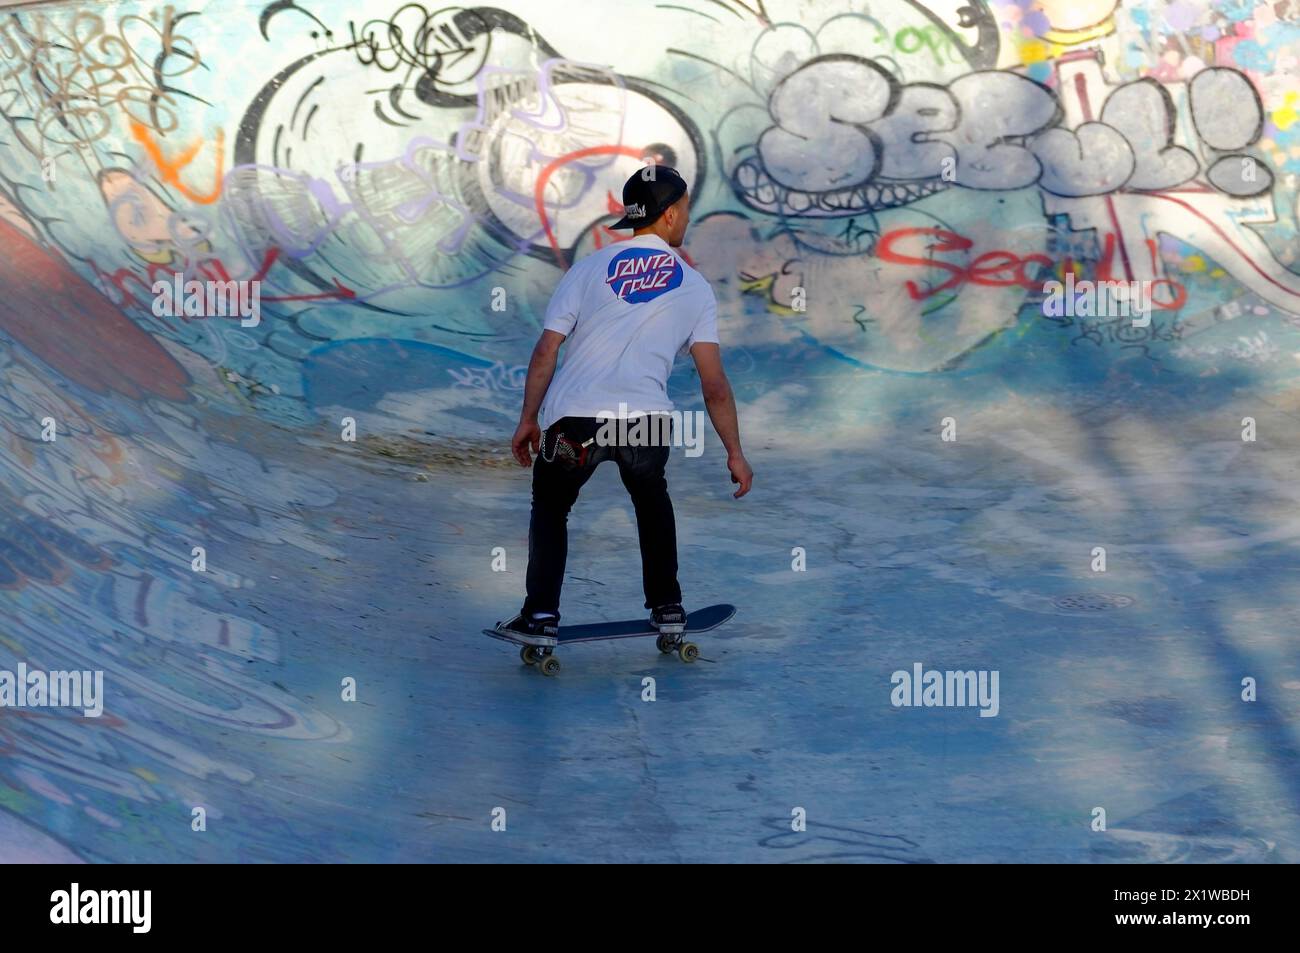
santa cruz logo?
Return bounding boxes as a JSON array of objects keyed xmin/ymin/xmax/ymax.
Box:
[{"xmin": 606, "ymin": 248, "xmax": 683, "ymax": 303}]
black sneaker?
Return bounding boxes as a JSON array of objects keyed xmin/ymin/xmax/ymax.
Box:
[
  {"xmin": 651, "ymin": 604, "xmax": 686, "ymax": 635},
  {"xmin": 500, "ymin": 612, "xmax": 559, "ymax": 642}
]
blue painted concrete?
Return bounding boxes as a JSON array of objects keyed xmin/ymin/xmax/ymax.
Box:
[{"xmin": 1, "ymin": 0, "xmax": 1299, "ymax": 862}]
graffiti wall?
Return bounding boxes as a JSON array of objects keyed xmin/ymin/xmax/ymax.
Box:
[
  {"xmin": 2, "ymin": 0, "xmax": 1298, "ymax": 418},
  {"xmin": 1, "ymin": 0, "xmax": 1299, "ymax": 860}
]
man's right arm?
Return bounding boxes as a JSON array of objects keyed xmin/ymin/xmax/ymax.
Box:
[
  {"xmin": 690, "ymin": 342, "xmax": 753, "ymax": 498},
  {"xmin": 512, "ymin": 329, "xmax": 566, "ymax": 467},
  {"xmin": 512, "ymin": 261, "xmax": 585, "ymax": 466}
]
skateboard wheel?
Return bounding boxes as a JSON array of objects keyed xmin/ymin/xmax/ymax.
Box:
[
  {"xmin": 539, "ymin": 656, "xmax": 561, "ymax": 676},
  {"xmin": 678, "ymin": 642, "xmax": 699, "ymax": 663},
  {"xmin": 655, "ymin": 634, "xmax": 676, "ymax": 654},
  {"xmin": 521, "ymin": 645, "xmax": 539, "ymax": 666}
]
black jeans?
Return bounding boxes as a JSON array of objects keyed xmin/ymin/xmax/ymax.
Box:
[{"xmin": 523, "ymin": 416, "xmax": 681, "ymax": 619}]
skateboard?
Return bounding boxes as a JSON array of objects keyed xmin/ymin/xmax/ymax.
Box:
[{"xmin": 483, "ymin": 604, "xmax": 736, "ymax": 676}]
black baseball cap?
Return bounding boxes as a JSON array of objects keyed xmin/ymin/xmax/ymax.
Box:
[{"xmin": 610, "ymin": 165, "xmax": 688, "ymax": 229}]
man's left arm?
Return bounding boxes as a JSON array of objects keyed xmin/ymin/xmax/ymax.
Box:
[{"xmin": 512, "ymin": 329, "xmax": 566, "ymax": 467}]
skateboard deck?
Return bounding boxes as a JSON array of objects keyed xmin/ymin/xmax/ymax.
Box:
[{"xmin": 484, "ymin": 604, "xmax": 736, "ymax": 675}]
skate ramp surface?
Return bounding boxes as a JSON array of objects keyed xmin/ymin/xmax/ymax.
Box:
[{"xmin": 2, "ymin": 0, "xmax": 1300, "ymax": 861}]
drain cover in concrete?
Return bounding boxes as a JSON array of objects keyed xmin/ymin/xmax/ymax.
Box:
[{"xmin": 1053, "ymin": 593, "xmax": 1135, "ymax": 611}]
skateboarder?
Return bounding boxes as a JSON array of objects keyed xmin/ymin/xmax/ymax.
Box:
[{"xmin": 503, "ymin": 165, "xmax": 753, "ymax": 639}]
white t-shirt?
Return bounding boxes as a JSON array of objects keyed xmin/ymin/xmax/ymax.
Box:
[{"xmin": 539, "ymin": 234, "xmax": 719, "ymax": 430}]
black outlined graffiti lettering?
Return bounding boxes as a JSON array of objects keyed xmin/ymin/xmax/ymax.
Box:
[
  {"xmin": 1030, "ymin": 122, "xmax": 1134, "ymax": 197},
  {"xmin": 864, "ymin": 82, "xmax": 958, "ymax": 181},
  {"xmin": 940, "ymin": 70, "xmax": 1059, "ymax": 189},
  {"xmin": 1189, "ymin": 67, "xmax": 1264, "ymax": 152},
  {"xmin": 758, "ymin": 55, "xmax": 897, "ymax": 194},
  {"xmin": 1098, "ymin": 80, "xmax": 1198, "ymax": 191}
]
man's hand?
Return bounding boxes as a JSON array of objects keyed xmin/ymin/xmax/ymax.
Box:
[
  {"xmin": 512, "ymin": 419, "xmax": 541, "ymax": 467},
  {"xmin": 728, "ymin": 453, "xmax": 753, "ymax": 498}
]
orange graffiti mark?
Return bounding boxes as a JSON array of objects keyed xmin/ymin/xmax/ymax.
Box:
[
  {"xmin": 129, "ymin": 120, "xmax": 225, "ymax": 205},
  {"xmin": 92, "ymin": 434, "xmax": 128, "ymax": 483},
  {"xmin": 9, "ymin": 435, "xmax": 35, "ymax": 469}
]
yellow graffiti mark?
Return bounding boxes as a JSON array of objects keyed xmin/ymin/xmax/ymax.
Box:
[
  {"xmin": 1041, "ymin": 21, "xmax": 1117, "ymax": 48},
  {"xmin": 129, "ymin": 120, "xmax": 225, "ymax": 205},
  {"xmin": 738, "ymin": 273, "xmax": 799, "ymax": 315},
  {"xmin": 1273, "ymin": 93, "xmax": 1299, "ymax": 132},
  {"xmin": 1017, "ymin": 40, "xmax": 1051, "ymax": 65},
  {"xmin": 1012, "ymin": 16, "xmax": 1117, "ymax": 66}
]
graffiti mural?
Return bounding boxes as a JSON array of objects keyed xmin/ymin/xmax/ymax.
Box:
[{"xmin": 3, "ymin": 0, "xmax": 1297, "ymax": 393}]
